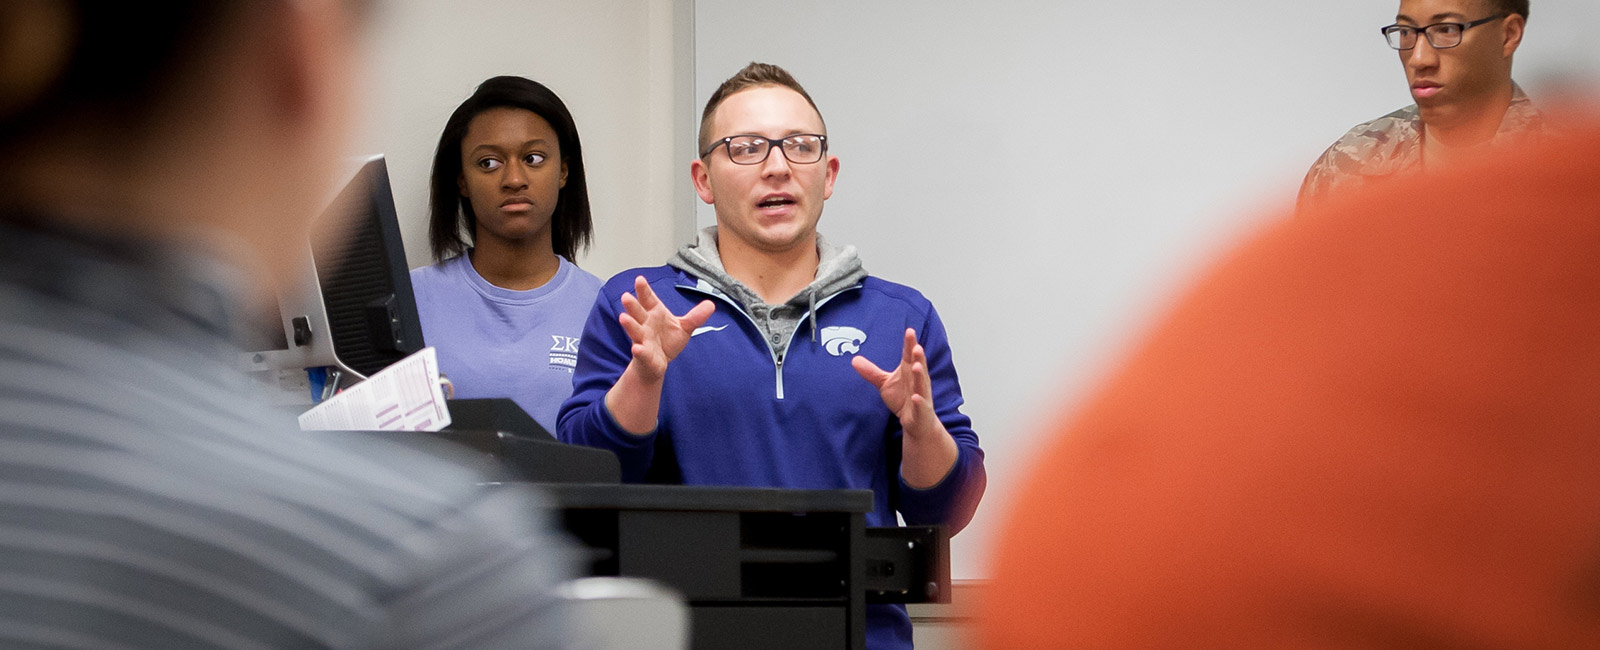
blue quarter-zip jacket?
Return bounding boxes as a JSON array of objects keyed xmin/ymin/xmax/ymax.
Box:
[{"xmin": 557, "ymin": 264, "xmax": 986, "ymax": 650}]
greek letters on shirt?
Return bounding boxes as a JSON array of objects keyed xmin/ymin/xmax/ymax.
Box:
[{"xmin": 549, "ymin": 335, "xmax": 580, "ymax": 372}]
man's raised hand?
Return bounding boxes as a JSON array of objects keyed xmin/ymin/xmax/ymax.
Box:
[
  {"xmin": 851, "ymin": 328, "xmax": 959, "ymax": 488},
  {"xmin": 619, "ymin": 275, "xmax": 714, "ymax": 382},
  {"xmin": 851, "ymin": 328, "xmax": 939, "ymax": 435}
]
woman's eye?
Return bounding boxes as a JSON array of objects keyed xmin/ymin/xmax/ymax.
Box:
[
  {"xmin": 524, "ymin": 153, "xmax": 547, "ymax": 165},
  {"xmin": 477, "ymin": 158, "xmax": 503, "ymax": 171}
]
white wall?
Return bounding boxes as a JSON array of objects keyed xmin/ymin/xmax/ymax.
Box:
[
  {"xmin": 355, "ymin": 0, "xmax": 698, "ymax": 280},
  {"xmin": 694, "ymin": 0, "xmax": 1600, "ymax": 579},
  {"xmin": 355, "ymin": 0, "xmax": 1600, "ymax": 582}
]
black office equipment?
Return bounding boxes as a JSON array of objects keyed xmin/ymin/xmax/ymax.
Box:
[
  {"xmin": 334, "ymin": 396, "xmax": 950, "ymax": 650},
  {"xmin": 540, "ymin": 484, "xmax": 949, "ymax": 650},
  {"xmin": 439, "ymin": 398, "xmax": 621, "ymax": 483},
  {"xmin": 241, "ymin": 155, "xmax": 424, "ymax": 395},
  {"xmin": 310, "ymin": 155, "xmax": 425, "ymax": 377},
  {"xmin": 445, "ymin": 397, "xmax": 554, "ymax": 437}
]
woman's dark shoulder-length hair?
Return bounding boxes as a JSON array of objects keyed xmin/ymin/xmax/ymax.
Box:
[{"xmin": 428, "ymin": 76, "xmax": 593, "ymax": 263}]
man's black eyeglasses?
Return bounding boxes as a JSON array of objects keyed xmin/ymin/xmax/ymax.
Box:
[
  {"xmin": 1381, "ymin": 14, "xmax": 1506, "ymax": 50},
  {"xmin": 700, "ymin": 134, "xmax": 828, "ymax": 165}
]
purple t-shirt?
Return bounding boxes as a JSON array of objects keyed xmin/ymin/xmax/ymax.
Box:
[{"xmin": 410, "ymin": 253, "xmax": 602, "ymax": 433}]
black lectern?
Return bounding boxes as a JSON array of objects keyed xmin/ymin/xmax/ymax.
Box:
[{"xmin": 437, "ymin": 398, "xmax": 949, "ymax": 650}]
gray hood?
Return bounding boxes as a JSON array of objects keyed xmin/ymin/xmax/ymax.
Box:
[{"xmin": 669, "ymin": 225, "xmax": 866, "ymax": 351}]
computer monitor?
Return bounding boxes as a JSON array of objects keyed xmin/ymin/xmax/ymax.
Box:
[{"xmin": 241, "ymin": 154, "xmax": 425, "ymax": 402}]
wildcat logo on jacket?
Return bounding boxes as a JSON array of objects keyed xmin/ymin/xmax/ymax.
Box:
[
  {"xmin": 549, "ymin": 335, "xmax": 580, "ymax": 372},
  {"xmin": 820, "ymin": 326, "xmax": 867, "ymax": 356}
]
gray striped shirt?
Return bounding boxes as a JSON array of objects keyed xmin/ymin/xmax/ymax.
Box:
[{"xmin": 0, "ymin": 220, "xmax": 575, "ymax": 649}]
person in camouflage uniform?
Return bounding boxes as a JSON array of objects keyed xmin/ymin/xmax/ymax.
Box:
[{"xmin": 1298, "ymin": 0, "xmax": 1542, "ymax": 210}]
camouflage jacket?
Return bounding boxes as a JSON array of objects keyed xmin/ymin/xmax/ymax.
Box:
[{"xmin": 1297, "ymin": 84, "xmax": 1543, "ymax": 210}]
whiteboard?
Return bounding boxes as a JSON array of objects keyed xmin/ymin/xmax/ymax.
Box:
[{"xmin": 693, "ymin": 0, "xmax": 1600, "ymax": 579}]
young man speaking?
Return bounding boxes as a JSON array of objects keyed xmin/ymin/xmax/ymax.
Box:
[{"xmin": 559, "ymin": 62, "xmax": 986, "ymax": 650}]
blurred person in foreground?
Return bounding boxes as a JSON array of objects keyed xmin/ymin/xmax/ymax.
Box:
[
  {"xmin": 0, "ymin": 2, "xmax": 576, "ymax": 648},
  {"xmin": 1298, "ymin": 0, "xmax": 1542, "ymax": 211},
  {"xmin": 978, "ymin": 105, "xmax": 1600, "ymax": 648}
]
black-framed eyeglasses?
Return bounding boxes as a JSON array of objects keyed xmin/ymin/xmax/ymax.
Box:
[
  {"xmin": 700, "ymin": 134, "xmax": 828, "ymax": 165},
  {"xmin": 1380, "ymin": 13, "xmax": 1505, "ymax": 50}
]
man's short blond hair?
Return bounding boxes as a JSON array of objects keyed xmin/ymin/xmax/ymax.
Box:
[{"xmin": 698, "ymin": 62, "xmax": 825, "ymax": 155}]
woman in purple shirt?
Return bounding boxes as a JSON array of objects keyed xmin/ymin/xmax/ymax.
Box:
[{"xmin": 411, "ymin": 76, "xmax": 603, "ymax": 433}]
